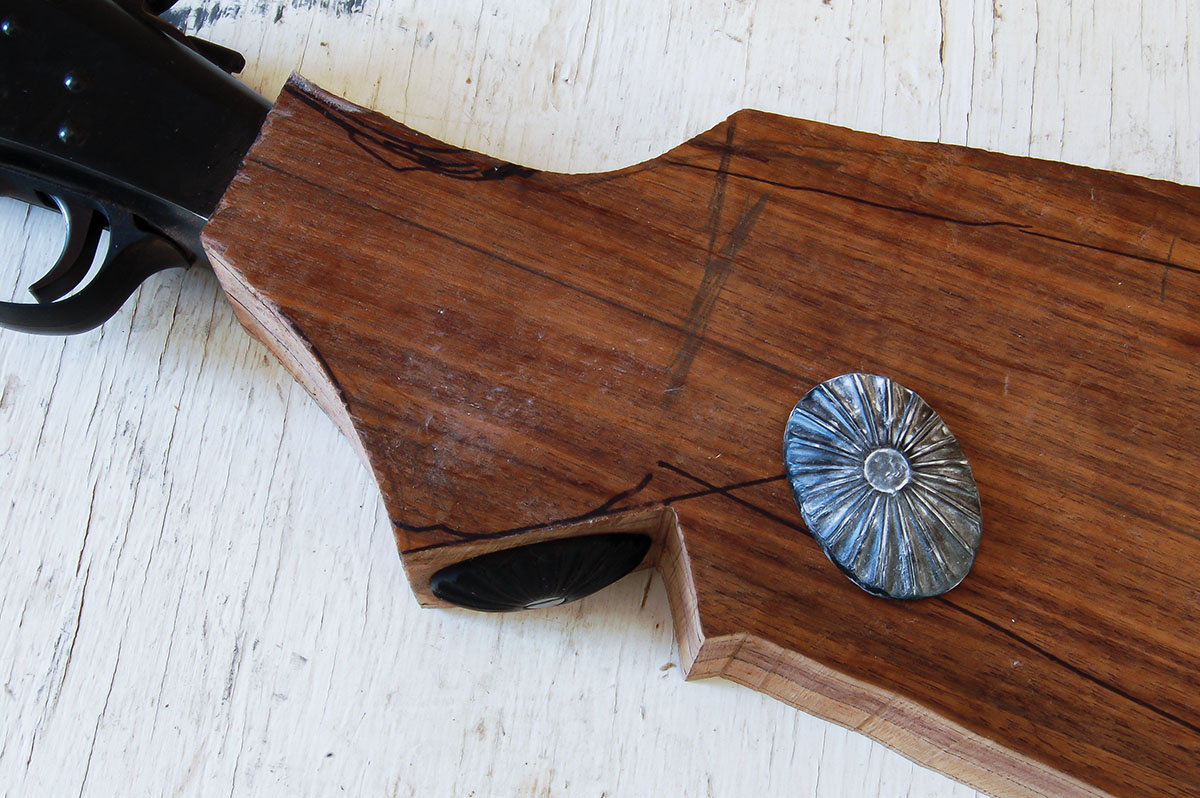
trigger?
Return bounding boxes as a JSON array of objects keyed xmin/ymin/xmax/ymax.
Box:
[
  {"xmin": 28, "ymin": 198, "xmax": 106, "ymax": 303},
  {"xmin": 0, "ymin": 235, "xmax": 187, "ymax": 335}
]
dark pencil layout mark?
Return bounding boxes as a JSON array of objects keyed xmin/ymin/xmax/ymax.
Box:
[
  {"xmin": 664, "ymin": 119, "xmax": 770, "ymax": 406},
  {"xmin": 657, "ymin": 460, "xmax": 804, "ymax": 536},
  {"xmin": 1161, "ymin": 235, "xmax": 1177, "ymax": 301},
  {"xmin": 398, "ymin": 462, "xmax": 788, "ymax": 553},
  {"xmin": 396, "ymin": 471, "xmax": 658, "ymax": 547}
]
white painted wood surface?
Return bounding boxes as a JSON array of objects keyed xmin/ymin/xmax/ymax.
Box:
[{"xmin": 1, "ymin": 1, "xmax": 1195, "ymax": 795}]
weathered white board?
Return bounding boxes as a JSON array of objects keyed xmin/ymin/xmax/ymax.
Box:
[{"xmin": 1, "ymin": 1, "xmax": 1196, "ymax": 795}]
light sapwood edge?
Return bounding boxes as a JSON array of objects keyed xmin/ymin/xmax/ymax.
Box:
[
  {"xmin": 711, "ymin": 638, "xmax": 1109, "ymax": 798},
  {"xmin": 205, "ymin": 240, "xmax": 370, "ymax": 469},
  {"xmin": 660, "ymin": 512, "xmax": 1109, "ymax": 798}
]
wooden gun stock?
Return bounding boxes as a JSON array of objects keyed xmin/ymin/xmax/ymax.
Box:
[{"xmin": 202, "ymin": 77, "xmax": 1200, "ymax": 798}]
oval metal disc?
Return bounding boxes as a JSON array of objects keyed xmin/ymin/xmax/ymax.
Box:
[{"xmin": 784, "ymin": 373, "xmax": 982, "ymax": 599}]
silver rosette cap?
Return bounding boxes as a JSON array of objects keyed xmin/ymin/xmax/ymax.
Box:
[{"xmin": 784, "ymin": 373, "xmax": 982, "ymax": 599}]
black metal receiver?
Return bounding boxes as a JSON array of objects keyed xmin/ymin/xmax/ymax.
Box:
[{"xmin": 0, "ymin": 0, "xmax": 269, "ymax": 334}]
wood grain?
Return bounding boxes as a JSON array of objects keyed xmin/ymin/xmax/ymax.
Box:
[
  {"xmin": 4, "ymin": 4, "xmax": 1198, "ymax": 797},
  {"xmin": 202, "ymin": 77, "xmax": 1200, "ymax": 798}
]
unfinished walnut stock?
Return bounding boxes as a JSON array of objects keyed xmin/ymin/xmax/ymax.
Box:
[{"xmin": 202, "ymin": 77, "xmax": 1200, "ymax": 798}]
